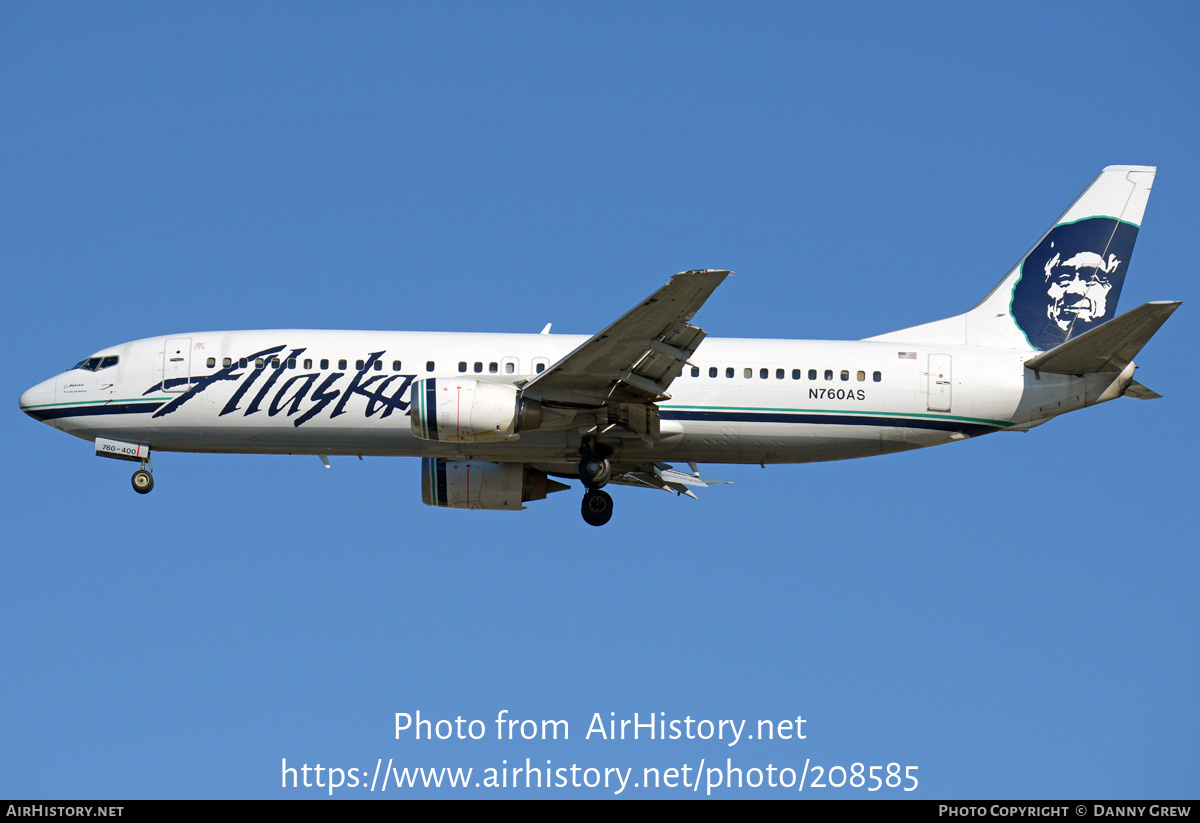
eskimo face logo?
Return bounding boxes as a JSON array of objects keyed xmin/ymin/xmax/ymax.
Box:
[
  {"xmin": 1043, "ymin": 248, "xmax": 1119, "ymax": 332},
  {"xmin": 1011, "ymin": 217, "xmax": 1138, "ymax": 351}
]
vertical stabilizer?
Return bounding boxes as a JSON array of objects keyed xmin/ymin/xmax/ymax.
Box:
[{"xmin": 866, "ymin": 166, "xmax": 1155, "ymax": 350}]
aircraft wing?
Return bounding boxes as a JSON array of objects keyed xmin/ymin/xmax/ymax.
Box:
[{"xmin": 521, "ymin": 269, "xmax": 730, "ymax": 403}]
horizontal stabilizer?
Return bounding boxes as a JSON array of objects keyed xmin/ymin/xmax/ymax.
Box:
[
  {"xmin": 1123, "ymin": 380, "xmax": 1162, "ymax": 400},
  {"xmin": 1023, "ymin": 301, "xmax": 1181, "ymax": 374}
]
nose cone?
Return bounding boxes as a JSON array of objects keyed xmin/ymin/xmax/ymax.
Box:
[{"xmin": 19, "ymin": 377, "xmax": 56, "ymax": 421}]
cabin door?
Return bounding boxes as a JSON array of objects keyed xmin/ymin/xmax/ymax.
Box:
[
  {"xmin": 927, "ymin": 353, "xmax": 952, "ymax": 412},
  {"xmin": 162, "ymin": 337, "xmax": 193, "ymax": 392}
]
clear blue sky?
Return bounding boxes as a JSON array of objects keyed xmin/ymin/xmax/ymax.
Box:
[{"xmin": 3, "ymin": 1, "xmax": 1197, "ymax": 799}]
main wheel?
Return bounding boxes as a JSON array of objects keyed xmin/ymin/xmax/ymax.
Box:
[
  {"xmin": 581, "ymin": 489, "xmax": 613, "ymax": 527},
  {"xmin": 131, "ymin": 469, "xmax": 155, "ymax": 495},
  {"xmin": 578, "ymin": 454, "xmax": 611, "ymax": 489}
]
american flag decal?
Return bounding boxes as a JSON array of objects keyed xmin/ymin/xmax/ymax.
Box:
[{"xmin": 898, "ymin": 351, "xmax": 917, "ymax": 359}]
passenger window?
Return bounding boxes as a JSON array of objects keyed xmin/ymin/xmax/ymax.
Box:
[
  {"xmin": 270, "ymin": 358, "xmax": 281, "ymax": 369},
  {"xmin": 873, "ymin": 371, "xmax": 882, "ymax": 382},
  {"xmin": 474, "ymin": 362, "xmax": 483, "ymax": 373},
  {"xmin": 255, "ymin": 358, "xmax": 265, "ymax": 369},
  {"xmin": 489, "ymin": 362, "xmax": 498, "ymax": 373},
  {"xmin": 338, "ymin": 359, "xmax": 347, "ymax": 370},
  {"xmin": 742, "ymin": 368, "xmax": 751, "ymax": 378},
  {"xmin": 505, "ymin": 362, "xmax": 515, "ymax": 374},
  {"xmin": 840, "ymin": 370, "xmax": 849, "ymax": 381},
  {"xmin": 320, "ymin": 359, "xmax": 329, "ymax": 370},
  {"xmin": 373, "ymin": 360, "xmax": 383, "ymax": 371},
  {"xmin": 459, "ymin": 361, "xmax": 467, "ymax": 373},
  {"xmin": 240, "ymin": 358, "xmax": 248, "ymax": 369},
  {"xmin": 356, "ymin": 360, "xmax": 364, "ymax": 370},
  {"xmin": 792, "ymin": 369, "xmax": 801, "ymax": 380},
  {"xmin": 776, "ymin": 369, "xmax": 784, "ymax": 379},
  {"xmin": 857, "ymin": 370, "xmax": 865, "ymax": 382},
  {"xmin": 808, "ymin": 369, "xmax": 817, "ymax": 380},
  {"xmin": 824, "ymin": 369, "xmax": 833, "ymax": 381},
  {"xmin": 393, "ymin": 360, "xmax": 402, "ymax": 371},
  {"xmin": 426, "ymin": 361, "xmax": 435, "ymax": 372},
  {"xmin": 223, "ymin": 358, "xmax": 232, "ymax": 368},
  {"xmin": 709, "ymin": 367, "xmax": 717, "ymax": 378},
  {"xmin": 304, "ymin": 359, "xmax": 313, "ymax": 369},
  {"xmin": 287, "ymin": 359, "xmax": 297, "ymax": 369},
  {"xmin": 206, "ymin": 357, "xmax": 216, "ymax": 368},
  {"xmin": 726, "ymin": 367, "xmax": 734, "ymax": 378},
  {"xmin": 535, "ymin": 363, "xmax": 545, "ymax": 373},
  {"xmin": 691, "ymin": 367, "xmax": 700, "ymax": 377},
  {"xmin": 760, "ymin": 368, "xmax": 768, "ymax": 379}
]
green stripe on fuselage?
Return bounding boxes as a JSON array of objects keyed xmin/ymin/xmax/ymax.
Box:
[{"xmin": 662, "ymin": 404, "xmax": 1013, "ymax": 428}]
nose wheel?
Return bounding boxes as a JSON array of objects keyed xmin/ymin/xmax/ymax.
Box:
[
  {"xmin": 131, "ymin": 461, "xmax": 154, "ymax": 494},
  {"xmin": 581, "ymin": 489, "xmax": 613, "ymax": 527}
]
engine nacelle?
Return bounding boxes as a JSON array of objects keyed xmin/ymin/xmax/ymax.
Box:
[
  {"xmin": 410, "ymin": 378, "xmax": 544, "ymax": 442},
  {"xmin": 421, "ymin": 459, "xmax": 569, "ymax": 510}
]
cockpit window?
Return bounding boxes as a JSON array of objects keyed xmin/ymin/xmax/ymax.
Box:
[{"xmin": 70, "ymin": 355, "xmax": 119, "ymax": 372}]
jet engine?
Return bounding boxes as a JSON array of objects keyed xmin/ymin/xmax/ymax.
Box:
[
  {"xmin": 410, "ymin": 378, "xmax": 545, "ymax": 442},
  {"xmin": 421, "ymin": 459, "xmax": 569, "ymax": 510}
]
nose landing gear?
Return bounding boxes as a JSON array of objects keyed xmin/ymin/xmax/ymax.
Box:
[
  {"xmin": 131, "ymin": 461, "xmax": 154, "ymax": 494},
  {"xmin": 94, "ymin": 438, "xmax": 156, "ymax": 495}
]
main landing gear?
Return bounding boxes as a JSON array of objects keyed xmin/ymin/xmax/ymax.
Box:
[
  {"xmin": 131, "ymin": 461, "xmax": 154, "ymax": 494},
  {"xmin": 578, "ymin": 439, "xmax": 613, "ymax": 526},
  {"xmin": 581, "ymin": 488, "xmax": 613, "ymax": 527}
]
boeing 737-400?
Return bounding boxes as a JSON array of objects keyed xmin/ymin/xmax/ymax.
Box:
[{"xmin": 19, "ymin": 166, "xmax": 1179, "ymax": 525}]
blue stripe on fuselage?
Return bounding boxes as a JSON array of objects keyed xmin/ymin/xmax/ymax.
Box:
[
  {"xmin": 22, "ymin": 402, "xmax": 165, "ymax": 422},
  {"xmin": 23, "ymin": 401, "xmax": 1003, "ymax": 438}
]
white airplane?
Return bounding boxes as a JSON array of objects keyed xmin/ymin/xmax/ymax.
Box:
[{"xmin": 19, "ymin": 166, "xmax": 1179, "ymax": 526}]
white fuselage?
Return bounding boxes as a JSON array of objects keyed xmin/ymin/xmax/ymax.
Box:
[
  {"xmin": 19, "ymin": 329, "xmax": 1114, "ymax": 469},
  {"xmin": 17, "ymin": 168, "xmax": 1164, "ymax": 525}
]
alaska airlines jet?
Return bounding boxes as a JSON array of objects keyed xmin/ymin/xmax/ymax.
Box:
[{"xmin": 19, "ymin": 166, "xmax": 1179, "ymax": 526}]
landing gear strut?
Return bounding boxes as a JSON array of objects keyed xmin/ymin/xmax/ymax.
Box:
[
  {"xmin": 578, "ymin": 438, "xmax": 614, "ymax": 525},
  {"xmin": 581, "ymin": 488, "xmax": 614, "ymax": 527},
  {"xmin": 131, "ymin": 460, "xmax": 154, "ymax": 494}
]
